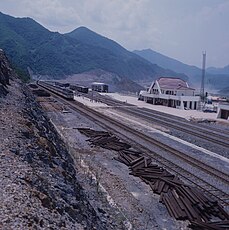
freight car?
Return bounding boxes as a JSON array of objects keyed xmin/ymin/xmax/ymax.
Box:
[
  {"xmin": 69, "ymin": 84, "xmax": 89, "ymax": 94},
  {"xmin": 37, "ymin": 81, "xmax": 74, "ymax": 100}
]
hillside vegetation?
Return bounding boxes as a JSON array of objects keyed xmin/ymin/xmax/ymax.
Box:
[{"xmin": 0, "ymin": 12, "xmax": 186, "ymax": 81}]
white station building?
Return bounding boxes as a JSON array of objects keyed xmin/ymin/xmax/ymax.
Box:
[
  {"xmin": 139, "ymin": 77, "xmax": 200, "ymax": 110},
  {"xmin": 217, "ymin": 103, "xmax": 229, "ymax": 120}
]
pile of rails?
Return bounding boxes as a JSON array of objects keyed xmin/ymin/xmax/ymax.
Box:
[
  {"xmin": 118, "ymin": 150, "xmax": 229, "ymax": 229},
  {"xmin": 77, "ymin": 128, "xmax": 131, "ymax": 151},
  {"xmin": 78, "ymin": 128, "xmax": 229, "ymax": 229}
]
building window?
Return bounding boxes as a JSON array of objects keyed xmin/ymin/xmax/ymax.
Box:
[{"xmin": 184, "ymin": 101, "xmax": 187, "ymax": 108}]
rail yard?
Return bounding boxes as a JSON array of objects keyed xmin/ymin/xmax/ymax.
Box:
[{"xmin": 33, "ymin": 81, "xmax": 229, "ymax": 230}]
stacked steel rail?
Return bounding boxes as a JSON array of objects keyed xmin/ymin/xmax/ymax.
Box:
[
  {"xmin": 78, "ymin": 128, "xmax": 131, "ymax": 151},
  {"xmin": 77, "ymin": 128, "xmax": 229, "ymax": 229}
]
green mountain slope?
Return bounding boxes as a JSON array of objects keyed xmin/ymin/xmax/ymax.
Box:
[
  {"xmin": 66, "ymin": 26, "xmax": 128, "ymax": 57},
  {"xmin": 0, "ymin": 12, "xmax": 187, "ymax": 81},
  {"xmin": 66, "ymin": 27, "xmax": 188, "ymax": 80}
]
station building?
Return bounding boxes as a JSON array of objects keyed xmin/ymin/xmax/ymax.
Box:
[
  {"xmin": 139, "ymin": 77, "xmax": 200, "ymax": 110},
  {"xmin": 91, "ymin": 82, "xmax": 108, "ymax": 93},
  {"xmin": 217, "ymin": 103, "xmax": 229, "ymax": 120}
]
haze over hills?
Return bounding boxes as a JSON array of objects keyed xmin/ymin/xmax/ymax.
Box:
[
  {"xmin": 133, "ymin": 49, "xmax": 229, "ymax": 91},
  {"xmin": 207, "ymin": 65, "xmax": 229, "ymax": 75},
  {"xmin": 0, "ymin": 12, "xmax": 187, "ymax": 85},
  {"xmin": 133, "ymin": 49, "xmax": 201, "ymax": 78},
  {"xmin": 219, "ymin": 86, "xmax": 229, "ymax": 96}
]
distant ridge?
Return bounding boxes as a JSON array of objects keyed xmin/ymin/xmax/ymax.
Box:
[
  {"xmin": 133, "ymin": 49, "xmax": 229, "ymax": 90},
  {"xmin": 207, "ymin": 65, "xmax": 229, "ymax": 75},
  {"xmin": 133, "ymin": 49, "xmax": 201, "ymax": 77}
]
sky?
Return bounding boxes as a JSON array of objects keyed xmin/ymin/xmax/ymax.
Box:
[{"xmin": 0, "ymin": 0, "xmax": 228, "ymax": 68}]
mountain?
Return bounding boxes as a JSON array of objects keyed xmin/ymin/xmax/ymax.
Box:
[
  {"xmin": 218, "ymin": 86, "xmax": 229, "ymax": 96},
  {"xmin": 0, "ymin": 12, "xmax": 71, "ymax": 76},
  {"xmin": 133, "ymin": 49, "xmax": 201, "ymax": 78},
  {"xmin": 207, "ymin": 65, "xmax": 229, "ymax": 75},
  {"xmin": 0, "ymin": 12, "xmax": 187, "ymax": 82},
  {"xmin": 65, "ymin": 27, "xmax": 189, "ymax": 81},
  {"xmin": 62, "ymin": 69, "xmax": 144, "ymax": 93},
  {"xmin": 133, "ymin": 48, "xmax": 229, "ymax": 91},
  {"xmin": 66, "ymin": 26, "xmax": 128, "ymax": 57}
]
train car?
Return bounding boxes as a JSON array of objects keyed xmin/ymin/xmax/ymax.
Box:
[
  {"xmin": 55, "ymin": 82, "xmax": 70, "ymax": 88},
  {"xmin": 70, "ymin": 84, "xmax": 89, "ymax": 93},
  {"xmin": 37, "ymin": 81, "xmax": 74, "ymax": 100}
]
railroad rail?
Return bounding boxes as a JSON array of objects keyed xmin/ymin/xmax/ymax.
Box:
[
  {"xmin": 37, "ymin": 84, "xmax": 229, "ymax": 209},
  {"xmin": 84, "ymin": 92, "xmax": 229, "ymax": 149},
  {"xmin": 118, "ymin": 106, "xmax": 229, "ymax": 149},
  {"xmin": 70, "ymin": 99, "xmax": 229, "ymax": 207}
]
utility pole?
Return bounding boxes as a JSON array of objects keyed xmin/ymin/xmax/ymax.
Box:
[{"xmin": 200, "ymin": 51, "xmax": 206, "ymax": 103}]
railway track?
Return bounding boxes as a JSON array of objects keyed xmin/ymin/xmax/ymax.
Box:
[
  {"xmin": 86, "ymin": 92, "xmax": 229, "ymax": 149},
  {"xmin": 85, "ymin": 94, "xmax": 229, "ymax": 152},
  {"xmin": 118, "ymin": 107, "xmax": 229, "ymax": 149},
  {"xmin": 70, "ymin": 100, "xmax": 229, "ymax": 206},
  {"xmin": 38, "ymin": 86, "xmax": 229, "ymax": 209}
]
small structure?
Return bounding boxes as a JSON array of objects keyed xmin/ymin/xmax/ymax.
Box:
[
  {"xmin": 139, "ymin": 77, "xmax": 200, "ymax": 110},
  {"xmin": 69, "ymin": 84, "xmax": 88, "ymax": 93},
  {"xmin": 217, "ymin": 103, "xmax": 229, "ymax": 120},
  {"xmin": 91, "ymin": 82, "xmax": 108, "ymax": 93}
]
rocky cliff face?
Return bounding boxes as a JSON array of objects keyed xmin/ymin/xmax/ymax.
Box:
[
  {"xmin": 0, "ymin": 50, "xmax": 106, "ymax": 229},
  {"xmin": 0, "ymin": 49, "xmax": 14, "ymax": 96}
]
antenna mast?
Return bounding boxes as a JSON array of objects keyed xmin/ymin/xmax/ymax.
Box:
[{"xmin": 200, "ymin": 51, "xmax": 206, "ymax": 102}]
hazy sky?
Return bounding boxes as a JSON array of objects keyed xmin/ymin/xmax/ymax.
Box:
[{"xmin": 0, "ymin": 0, "xmax": 228, "ymax": 68}]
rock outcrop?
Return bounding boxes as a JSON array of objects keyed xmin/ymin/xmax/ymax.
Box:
[
  {"xmin": 0, "ymin": 50, "xmax": 106, "ymax": 229},
  {"xmin": 0, "ymin": 49, "xmax": 14, "ymax": 96}
]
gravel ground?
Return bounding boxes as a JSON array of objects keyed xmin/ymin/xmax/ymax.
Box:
[
  {"xmin": 95, "ymin": 108, "xmax": 229, "ymax": 193},
  {"xmin": 22, "ymin": 90, "xmax": 228, "ymax": 229},
  {"xmin": 40, "ymin": 96, "xmax": 190, "ymax": 230},
  {"xmin": 74, "ymin": 94, "xmax": 229, "ymax": 158},
  {"xmin": 99, "ymin": 107, "xmax": 229, "ymax": 165},
  {"xmin": 112, "ymin": 107, "xmax": 229, "ymax": 158}
]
